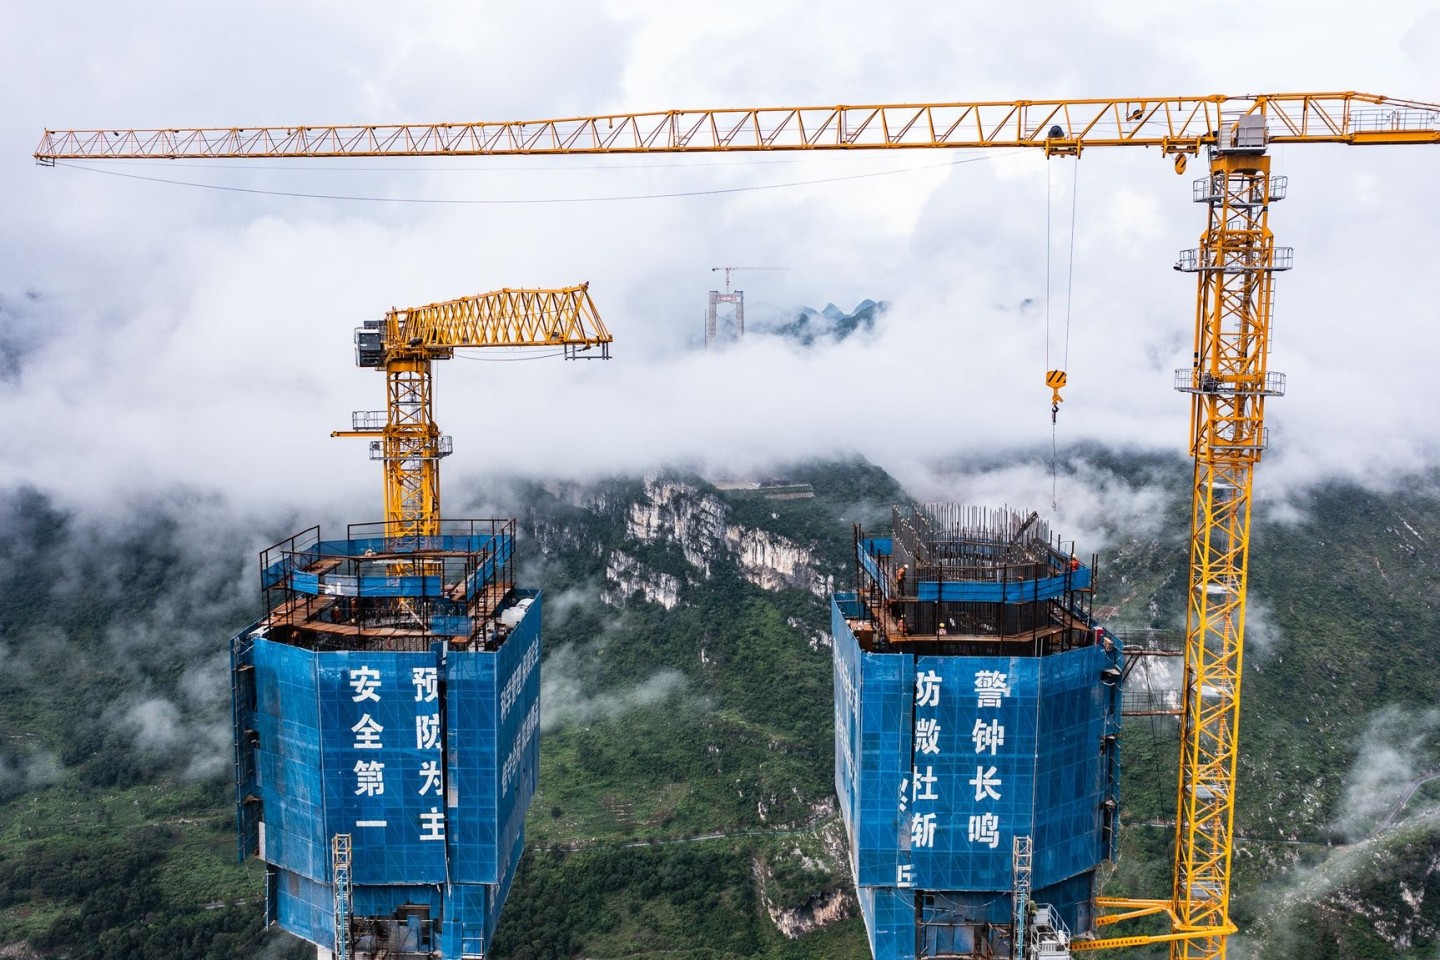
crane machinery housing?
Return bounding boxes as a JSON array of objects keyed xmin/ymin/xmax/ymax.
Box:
[
  {"xmin": 39, "ymin": 91, "xmax": 1440, "ymax": 960},
  {"xmin": 228, "ymin": 287, "xmax": 609, "ymax": 960}
]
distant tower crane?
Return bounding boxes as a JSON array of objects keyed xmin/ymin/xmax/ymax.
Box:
[
  {"xmin": 331, "ymin": 284, "xmax": 611, "ymax": 537},
  {"xmin": 705, "ymin": 266, "xmax": 787, "ymax": 348},
  {"xmin": 37, "ymin": 91, "xmax": 1440, "ymax": 959}
]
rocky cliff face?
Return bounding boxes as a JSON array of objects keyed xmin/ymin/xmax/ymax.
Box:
[
  {"xmin": 725, "ymin": 523, "xmax": 834, "ymax": 596},
  {"xmin": 600, "ymin": 474, "xmax": 829, "ymax": 604},
  {"xmin": 601, "ymin": 551, "xmax": 681, "ymax": 609},
  {"xmin": 765, "ymin": 885, "xmax": 855, "ymax": 939}
]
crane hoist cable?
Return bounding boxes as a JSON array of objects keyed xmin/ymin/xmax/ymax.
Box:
[
  {"xmin": 1044, "ymin": 159, "xmax": 1080, "ymax": 422},
  {"xmin": 1045, "ymin": 159, "xmax": 1080, "ymax": 509}
]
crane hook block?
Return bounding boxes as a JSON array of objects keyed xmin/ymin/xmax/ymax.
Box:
[{"xmin": 1046, "ymin": 369, "xmax": 1068, "ymax": 406}]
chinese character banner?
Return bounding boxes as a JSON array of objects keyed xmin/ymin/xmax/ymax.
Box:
[
  {"xmin": 907, "ymin": 656, "xmax": 1039, "ymax": 891},
  {"xmin": 318, "ymin": 650, "xmax": 450, "ymax": 884}
]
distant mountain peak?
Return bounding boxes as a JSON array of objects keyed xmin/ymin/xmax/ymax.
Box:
[{"xmin": 766, "ymin": 299, "xmax": 888, "ymax": 347}]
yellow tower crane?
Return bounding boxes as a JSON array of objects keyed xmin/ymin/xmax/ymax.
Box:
[
  {"xmin": 37, "ymin": 91, "xmax": 1440, "ymax": 959},
  {"xmin": 331, "ymin": 285, "xmax": 611, "ymax": 537}
]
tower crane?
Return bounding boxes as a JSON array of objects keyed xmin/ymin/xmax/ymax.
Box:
[
  {"xmin": 331, "ymin": 284, "xmax": 611, "ymax": 537},
  {"xmin": 711, "ymin": 265, "xmax": 787, "ymax": 295},
  {"xmin": 37, "ymin": 92, "xmax": 1440, "ymax": 959}
]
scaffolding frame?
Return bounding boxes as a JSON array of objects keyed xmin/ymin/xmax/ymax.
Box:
[
  {"xmin": 849, "ymin": 504, "xmax": 1097, "ymax": 655},
  {"xmin": 256, "ymin": 518, "xmax": 519, "ymax": 651}
]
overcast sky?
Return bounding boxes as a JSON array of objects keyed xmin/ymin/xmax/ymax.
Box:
[{"xmin": 3, "ymin": 1, "xmax": 1439, "ymax": 522}]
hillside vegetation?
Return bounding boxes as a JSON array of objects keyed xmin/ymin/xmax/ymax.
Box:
[{"xmin": 1, "ymin": 457, "xmax": 1439, "ymax": 958}]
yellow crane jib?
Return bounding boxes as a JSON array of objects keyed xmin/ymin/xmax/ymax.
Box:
[
  {"xmin": 331, "ymin": 285, "xmax": 611, "ymax": 538},
  {"xmin": 34, "ymin": 93, "xmax": 1440, "ymax": 162}
]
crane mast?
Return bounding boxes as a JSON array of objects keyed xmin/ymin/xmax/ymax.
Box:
[
  {"xmin": 38, "ymin": 92, "xmax": 1440, "ymax": 960},
  {"xmin": 1171, "ymin": 117, "xmax": 1285, "ymax": 959},
  {"xmin": 333, "ymin": 285, "xmax": 611, "ymax": 537}
]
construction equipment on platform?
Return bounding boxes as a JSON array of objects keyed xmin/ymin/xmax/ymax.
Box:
[
  {"xmin": 38, "ymin": 91, "xmax": 1440, "ymax": 960},
  {"xmin": 331, "ymin": 285, "xmax": 611, "ymax": 538}
]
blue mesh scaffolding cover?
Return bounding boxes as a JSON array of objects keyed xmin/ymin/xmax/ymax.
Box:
[
  {"xmin": 242, "ymin": 589, "xmax": 542, "ymax": 956},
  {"xmin": 273, "ymin": 868, "xmax": 335, "ymax": 947},
  {"xmin": 904, "ymin": 655, "xmax": 1040, "ymax": 891},
  {"xmin": 856, "ymin": 884, "xmax": 920, "ymax": 960},
  {"xmin": 251, "ymin": 639, "xmax": 327, "ymax": 883},
  {"xmin": 1031, "ymin": 645, "xmax": 1112, "ymax": 887},
  {"xmin": 833, "ymin": 597, "xmax": 915, "ymax": 888},
  {"xmin": 833, "ymin": 601, "xmax": 1118, "ymax": 955},
  {"xmin": 904, "ymin": 649, "xmax": 1110, "ymax": 891},
  {"xmin": 446, "ymin": 591, "xmax": 540, "ymax": 890},
  {"xmin": 317, "ymin": 649, "xmax": 450, "ymax": 885}
]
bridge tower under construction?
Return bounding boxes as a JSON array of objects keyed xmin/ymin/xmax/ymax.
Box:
[
  {"xmin": 230, "ymin": 519, "xmax": 540, "ymax": 959},
  {"xmin": 832, "ymin": 504, "xmax": 1122, "ymax": 960}
]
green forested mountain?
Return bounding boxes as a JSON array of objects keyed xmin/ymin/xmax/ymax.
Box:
[{"xmin": 2, "ymin": 456, "xmax": 1440, "ymax": 958}]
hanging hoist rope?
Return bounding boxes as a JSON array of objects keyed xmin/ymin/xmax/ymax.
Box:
[
  {"xmin": 1045, "ymin": 160, "xmax": 1080, "ymax": 509},
  {"xmin": 1044, "ymin": 161, "xmax": 1079, "ymax": 423}
]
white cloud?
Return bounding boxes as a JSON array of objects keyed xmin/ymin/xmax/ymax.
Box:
[{"xmin": 2, "ymin": 1, "xmax": 1438, "ymax": 516}]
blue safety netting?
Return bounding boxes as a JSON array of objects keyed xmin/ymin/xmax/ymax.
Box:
[
  {"xmin": 832, "ymin": 593, "xmax": 1122, "ymax": 960},
  {"xmin": 232, "ymin": 588, "xmax": 541, "ymax": 956}
]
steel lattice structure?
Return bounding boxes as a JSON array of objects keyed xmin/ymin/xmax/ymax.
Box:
[
  {"xmin": 34, "ymin": 93, "xmax": 1440, "ymax": 161},
  {"xmin": 332, "ymin": 285, "xmax": 611, "ymax": 537}
]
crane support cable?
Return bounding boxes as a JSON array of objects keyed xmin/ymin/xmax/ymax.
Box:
[{"xmin": 48, "ymin": 152, "xmax": 1006, "ymax": 204}]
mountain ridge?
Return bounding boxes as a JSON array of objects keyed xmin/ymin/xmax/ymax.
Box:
[{"xmin": 2, "ymin": 456, "xmax": 1440, "ymax": 957}]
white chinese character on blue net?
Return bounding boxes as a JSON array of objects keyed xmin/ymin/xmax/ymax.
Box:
[
  {"xmin": 896, "ymin": 863, "xmax": 914, "ymax": 888},
  {"xmin": 973, "ymin": 669, "xmax": 1010, "ymax": 708},
  {"xmin": 415, "ymin": 713, "xmax": 441, "ymax": 750},
  {"xmin": 971, "ymin": 718, "xmax": 1006, "ymax": 755},
  {"xmin": 419, "ymin": 807, "xmax": 446, "ymax": 841},
  {"xmin": 915, "ymin": 717, "xmax": 942, "ymax": 755},
  {"xmin": 910, "ymin": 812, "xmax": 937, "ymax": 848},
  {"xmin": 411, "ymin": 666, "xmax": 439, "ymax": 703},
  {"xmin": 418, "ymin": 760, "xmax": 443, "ymax": 796},
  {"xmin": 349, "ymin": 666, "xmax": 382, "ymax": 703},
  {"xmin": 912, "ymin": 765, "xmax": 940, "ymax": 802},
  {"xmin": 898, "ymin": 776, "xmax": 909, "ymax": 812},
  {"xmin": 968, "ymin": 812, "xmax": 1001, "ymax": 849},
  {"xmin": 353, "ymin": 759, "xmax": 385, "ymax": 796},
  {"xmin": 351, "ymin": 713, "xmax": 384, "ymax": 749},
  {"xmin": 969, "ymin": 764, "xmax": 1003, "ymax": 801},
  {"xmin": 915, "ymin": 669, "xmax": 943, "ymax": 708}
]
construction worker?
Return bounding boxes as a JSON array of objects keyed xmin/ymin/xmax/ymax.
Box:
[
  {"xmin": 896, "ymin": 564, "xmax": 908, "ymax": 594},
  {"xmin": 1069, "ymin": 555, "xmax": 1080, "ymax": 572}
]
